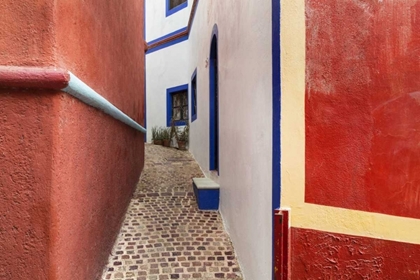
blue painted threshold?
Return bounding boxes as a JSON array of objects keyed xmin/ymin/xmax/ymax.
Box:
[{"xmin": 192, "ymin": 178, "xmax": 220, "ymax": 210}]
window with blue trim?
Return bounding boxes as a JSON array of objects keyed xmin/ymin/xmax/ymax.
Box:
[
  {"xmin": 191, "ymin": 70, "xmax": 197, "ymax": 122},
  {"xmin": 167, "ymin": 84, "xmax": 189, "ymax": 126},
  {"xmin": 166, "ymin": 0, "xmax": 188, "ymax": 17}
]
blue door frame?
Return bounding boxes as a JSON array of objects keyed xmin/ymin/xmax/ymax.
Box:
[{"xmin": 209, "ymin": 26, "xmax": 219, "ymax": 172}]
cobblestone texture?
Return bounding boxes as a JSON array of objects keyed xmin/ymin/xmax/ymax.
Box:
[{"xmin": 101, "ymin": 144, "xmax": 242, "ymax": 280}]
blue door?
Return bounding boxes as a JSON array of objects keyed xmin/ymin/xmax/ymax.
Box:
[{"xmin": 209, "ymin": 34, "xmax": 219, "ymax": 172}]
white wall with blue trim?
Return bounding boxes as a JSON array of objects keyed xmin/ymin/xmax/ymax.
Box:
[
  {"xmin": 146, "ymin": 40, "xmax": 189, "ymax": 142},
  {"xmin": 145, "ymin": 0, "xmax": 191, "ymax": 42},
  {"xmin": 145, "ymin": 1, "xmax": 274, "ymax": 279},
  {"xmin": 188, "ymin": 2, "xmax": 273, "ymax": 279}
]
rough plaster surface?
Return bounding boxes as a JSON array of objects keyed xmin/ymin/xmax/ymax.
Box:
[
  {"xmin": 0, "ymin": 91, "xmax": 57, "ymax": 280},
  {"xmin": 50, "ymin": 1, "xmax": 145, "ymax": 279},
  {"xmin": 291, "ymin": 228, "xmax": 420, "ymax": 279},
  {"xmin": 50, "ymin": 94, "xmax": 144, "ymax": 280},
  {"xmin": 54, "ymin": 0, "xmax": 145, "ymax": 122},
  {"xmin": 0, "ymin": 0, "xmax": 145, "ymax": 279},
  {"xmin": 305, "ymin": 0, "xmax": 420, "ymax": 219},
  {"xmin": 0, "ymin": 0, "xmax": 56, "ymax": 66}
]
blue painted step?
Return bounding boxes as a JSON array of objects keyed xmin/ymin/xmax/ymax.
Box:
[{"xmin": 192, "ymin": 178, "xmax": 220, "ymax": 210}]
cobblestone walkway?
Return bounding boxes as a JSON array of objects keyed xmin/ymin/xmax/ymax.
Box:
[{"xmin": 101, "ymin": 144, "xmax": 242, "ymax": 280}]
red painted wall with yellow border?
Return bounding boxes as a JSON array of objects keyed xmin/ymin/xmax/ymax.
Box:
[
  {"xmin": 305, "ymin": 0, "xmax": 420, "ymax": 219},
  {"xmin": 287, "ymin": 0, "xmax": 420, "ymax": 278}
]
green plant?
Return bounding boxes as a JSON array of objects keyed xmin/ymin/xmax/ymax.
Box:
[
  {"xmin": 153, "ymin": 127, "xmax": 164, "ymax": 141},
  {"xmin": 158, "ymin": 127, "xmax": 166, "ymax": 140},
  {"xmin": 161, "ymin": 127, "xmax": 171, "ymax": 140},
  {"xmin": 151, "ymin": 126, "xmax": 159, "ymax": 141}
]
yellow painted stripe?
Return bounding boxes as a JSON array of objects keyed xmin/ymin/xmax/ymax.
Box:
[
  {"xmin": 280, "ymin": 0, "xmax": 306, "ymax": 209},
  {"xmin": 280, "ymin": 0, "xmax": 420, "ymax": 245},
  {"xmin": 294, "ymin": 204, "xmax": 420, "ymax": 245}
]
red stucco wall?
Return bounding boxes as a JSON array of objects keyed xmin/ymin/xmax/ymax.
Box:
[
  {"xmin": 0, "ymin": 0, "xmax": 145, "ymax": 279},
  {"xmin": 305, "ymin": 1, "xmax": 420, "ymax": 218},
  {"xmin": 291, "ymin": 228, "xmax": 420, "ymax": 279},
  {"xmin": 298, "ymin": 1, "xmax": 420, "ymax": 278},
  {"xmin": 0, "ymin": 0, "xmax": 56, "ymax": 66},
  {"xmin": 54, "ymin": 0, "xmax": 145, "ymax": 118},
  {"xmin": 50, "ymin": 98, "xmax": 144, "ymax": 280},
  {"xmin": 49, "ymin": 1, "xmax": 145, "ymax": 279},
  {"xmin": 0, "ymin": 2, "xmax": 56, "ymax": 279},
  {"xmin": 0, "ymin": 91, "xmax": 57, "ymax": 280}
]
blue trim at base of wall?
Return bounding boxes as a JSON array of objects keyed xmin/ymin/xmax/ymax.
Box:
[
  {"xmin": 166, "ymin": 84, "xmax": 189, "ymax": 127},
  {"xmin": 166, "ymin": 0, "xmax": 188, "ymax": 17}
]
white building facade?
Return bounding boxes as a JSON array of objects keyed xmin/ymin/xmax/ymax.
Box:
[
  {"xmin": 146, "ymin": 1, "xmax": 420, "ymax": 279},
  {"xmin": 145, "ymin": 1, "xmax": 278, "ymax": 279}
]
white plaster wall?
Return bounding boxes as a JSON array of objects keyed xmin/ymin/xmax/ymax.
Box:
[
  {"xmin": 146, "ymin": 1, "xmax": 273, "ymax": 278},
  {"xmin": 188, "ymin": 2, "xmax": 273, "ymax": 279},
  {"xmin": 145, "ymin": 0, "xmax": 192, "ymax": 42},
  {"xmin": 146, "ymin": 41, "xmax": 190, "ymax": 142}
]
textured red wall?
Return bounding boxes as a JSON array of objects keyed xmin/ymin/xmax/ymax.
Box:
[
  {"xmin": 0, "ymin": 0, "xmax": 56, "ymax": 66},
  {"xmin": 0, "ymin": 1, "xmax": 56, "ymax": 279},
  {"xmin": 305, "ymin": 0, "xmax": 420, "ymax": 219},
  {"xmin": 0, "ymin": 91, "xmax": 57, "ymax": 280},
  {"xmin": 291, "ymin": 228, "xmax": 420, "ymax": 279},
  {"xmin": 0, "ymin": 0, "xmax": 145, "ymax": 279},
  {"xmin": 54, "ymin": 0, "xmax": 145, "ymax": 118},
  {"xmin": 49, "ymin": 1, "xmax": 145, "ymax": 279},
  {"xmin": 50, "ymin": 97, "xmax": 144, "ymax": 280}
]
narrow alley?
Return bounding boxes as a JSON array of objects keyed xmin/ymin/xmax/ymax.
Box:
[
  {"xmin": 4, "ymin": 0, "xmax": 420, "ymax": 279},
  {"xmin": 101, "ymin": 144, "xmax": 242, "ymax": 280}
]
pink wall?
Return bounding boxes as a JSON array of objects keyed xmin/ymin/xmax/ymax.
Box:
[{"xmin": 0, "ymin": 1, "xmax": 145, "ymax": 279}]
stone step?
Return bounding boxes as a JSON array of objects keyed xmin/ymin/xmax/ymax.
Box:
[{"xmin": 193, "ymin": 178, "xmax": 220, "ymax": 210}]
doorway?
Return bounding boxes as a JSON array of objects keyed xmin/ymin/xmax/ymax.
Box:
[{"xmin": 209, "ymin": 33, "xmax": 219, "ymax": 172}]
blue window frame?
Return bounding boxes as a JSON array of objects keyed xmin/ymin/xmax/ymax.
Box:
[
  {"xmin": 166, "ymin": 0, "xmax": 188, "ymax": 17},
  {"xmin": 191, "ymin": 69, "xmax": 197, "ymax": 122},
  {"xmin": 167, "ymin": 84, "xmax": 189, "ymax": 127}
]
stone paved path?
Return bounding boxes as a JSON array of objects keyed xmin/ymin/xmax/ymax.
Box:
[{"xmin": 101, "ymin": 144, "xmax": 242, "ymax": 280}]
